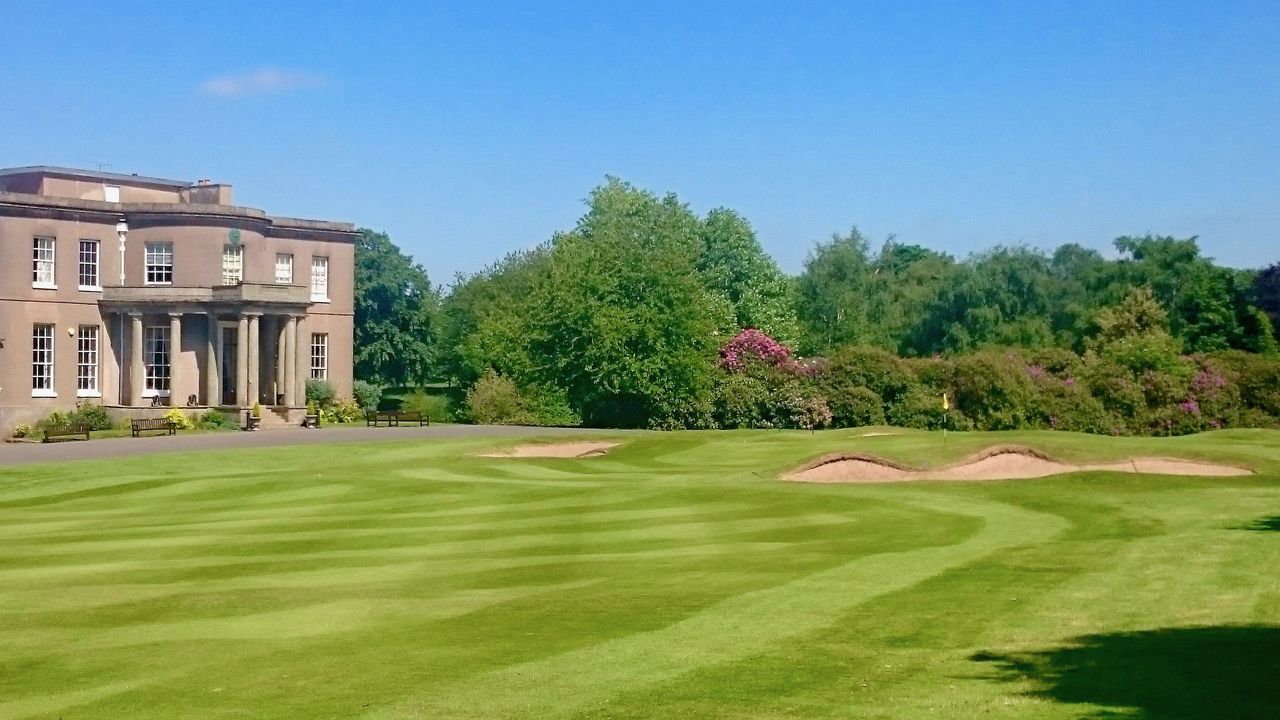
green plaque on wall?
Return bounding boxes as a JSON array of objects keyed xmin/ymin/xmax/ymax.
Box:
[{"xmin": 229, "ymin": 228, "xmax": 241, "ymax": 246}]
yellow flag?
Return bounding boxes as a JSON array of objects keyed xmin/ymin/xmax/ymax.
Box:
[{"xmin": 942, "ymin": 393, "xmax": 950, "ymax": 411}]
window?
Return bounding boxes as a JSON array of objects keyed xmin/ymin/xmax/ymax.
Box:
[
  {"xmin": 144, "ymin": 326, "xmax": 171, "ymax": 394},
  {"xmin": 310, "ymin": 333, "xmax": 328, "ymax": 379},
  {"xmin": 32, "ymin": 324, "xmax": 55, "ymax": 397},
  {"xmin": 310, "ymin": 256, "xmax": 329, "ymax": 301},
  {"xmin": 275, "ymin": 253, "xmax": 294, "ymax": 284},
  {"xmin": 78, "ymin": 240, "xmax": 100, "ymax": 290},
  {"xmin": 77, "ymin": 325, "xmax": 99, "ymax": 396},
  {"xmin": 145, "ymin": 242, "xmax": 173, "ymax": 285},
  {"xmin": 103, "ymin": 185, "xmax": 120, "ymax": 203},
  {"xmin": 32, "ymin": 237, "xmax": 56, "ymax": 288},
  {"xmin": 222, "ymin": 244, "xmax": 243, "ymax": 286}
]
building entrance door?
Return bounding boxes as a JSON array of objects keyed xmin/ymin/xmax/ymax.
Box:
[{"xmin": 220, "ymin": 326, "xmax": 238, "ymax": 405}]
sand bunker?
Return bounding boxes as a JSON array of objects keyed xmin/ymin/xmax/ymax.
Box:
[
  {"xmin": 857, "ymin": 431, "xmax": 901, "ymax": 437},
  {"xmin": 478, "ymin": 441, "xmax": 620, "ymax": 458},
  {"xmin": 787, "ymin": 445, "xmax": 1251, "ymax": 483}
]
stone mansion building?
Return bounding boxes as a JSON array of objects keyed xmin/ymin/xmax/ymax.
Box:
[{"xmin": 0, "ymin": 166, "xmax": 356, "ymax": 432}]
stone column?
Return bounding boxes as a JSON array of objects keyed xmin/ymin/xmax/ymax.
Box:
[
  {"xmin": 206, "ymin": 314, "xmax": 220, "ymax": 406},
  {"xmin": 295, "ymin": 315, "xmax": 308, "ymax": 407},
  {"xmin": 283, "ymin": 315, "xmax": 298, "ymax": 407},
  {"xmin": 102, "ymin": 313, "xmax": 119, "ymax": 405},
  {"xmin": 236, "ymin": 314, "xmax": 249, "ymax": 407},
  {"xmin": 129, "ymin": 312, "xmax": 144, "ymax": 406},
  {"xmin": 247, "ymin": 313, "xmax": 261, "ymax": 404},
  {"xmin": 168, "ymin": 313, "xmax": 182, "ymax": 406},
  {"xmin": 274, "ymin": 318, "xmax": 287, "ymax": 404}
]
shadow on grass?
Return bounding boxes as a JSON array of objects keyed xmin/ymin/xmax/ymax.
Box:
[
  {"xmin": 1241, "ymin": 516, "xmax": 1280, "ymax": 532},
  {"xmin": 971, "ymin": 626, "xmax": 1280, "ymax": 719}
]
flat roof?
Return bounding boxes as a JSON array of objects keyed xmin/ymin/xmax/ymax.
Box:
[{"xmin": 0, "ymin": 165, "xmax": 193, "ymax": 188}]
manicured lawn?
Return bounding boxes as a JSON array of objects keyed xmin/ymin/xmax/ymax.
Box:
[{"xmin": 1, "ymin": 429, "xmax": 1278, "ymax": 719}]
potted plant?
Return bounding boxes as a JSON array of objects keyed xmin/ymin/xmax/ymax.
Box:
[{"xmin": 304, "ymin": 400, "xmax": 320, "ymax": 429}]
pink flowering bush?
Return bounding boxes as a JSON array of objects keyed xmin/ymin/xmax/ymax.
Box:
[{"xmin": 718, "ymin": 329, "xmax": 792, "ymax": 371}]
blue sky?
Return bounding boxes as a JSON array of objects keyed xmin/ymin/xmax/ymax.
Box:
[{"xmin": 3, "ymin": 1, "xmax": 1277, "ymax": 283}]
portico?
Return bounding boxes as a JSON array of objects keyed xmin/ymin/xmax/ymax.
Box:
[{"xmin": 101, "ymin": 283, "xmax": 313, "ymax": 417}]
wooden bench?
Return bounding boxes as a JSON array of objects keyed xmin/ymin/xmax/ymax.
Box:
[
  {"xmin": 42, "ymin": 422, "xmax": 91, "ymax": 442},
  {"xmin": 131, "ymin": 417, "xmax": 177, "ymax": 438},
  {"xmin": 366, "ymin": 410, "xmax": 429, "ymax": 427},
  {"xmin": 397, "ymin": 411, "xmax": 429, "ymax": 427}
]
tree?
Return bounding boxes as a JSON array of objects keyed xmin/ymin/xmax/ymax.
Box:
[
  {"xmin": 1255, "ymin": 263, "xmax": 1280, "ymax": 337},
  {"xmin": 795, "ymin": 228, "xmax": 888, "ymax": 353},
  {"xmin": 528, "ymin": 178, "xmax": 725, "ymax": 428},
  {"xmin": 438, "ymin": 246, "xmax": 551, "ymax": 384},
  {"xmin": 1108, "ymin": 235, "xmax": 1273, "ymax": 353},
  {"xmin": 696, "ymin": 209, "xmax": 800, "ymax": 345},
  {"xmin": 353, "ymin": 229, "xmax": 440, "ymax": 387}
]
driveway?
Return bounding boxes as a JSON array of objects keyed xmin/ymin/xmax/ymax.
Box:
[{"xmin": 0, "ymin": 424, "xmax": 599, "ymax": 468}]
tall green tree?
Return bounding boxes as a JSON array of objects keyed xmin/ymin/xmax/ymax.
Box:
[
  {"xmin": 353, "ymin": 228, "xmax": 440, "ymax": 386},
  {"xmin": 1254, "ymin": 262, "xmax": 1280, "ymax": 341},
  {"xmin": 438, "ymin": 246, "xmax": 551, "ymax": 384},
  {"xmin": 695, "ymin": 208, "xmax": 800, "ymax": 345},
  {"xmin": 796, "ymin": 228, "xmax": 888, "ymax": 353},
  {"xmin": 529, "ymin": 178, "xmax": 726, "ymax": 428}
]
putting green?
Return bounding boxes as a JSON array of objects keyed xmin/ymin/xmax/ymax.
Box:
[{"xmin": 1, "ymin": 429, "xmax": 1278, "ymax": 719}]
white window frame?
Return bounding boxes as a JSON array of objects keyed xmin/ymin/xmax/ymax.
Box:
[
  {"xmin": 222, "ymin": 244, "xmax": 244, "ymax": 286},
  {"xmin": 33, "ymin": 237, "xmax": 57, "ymax": 289},
  {"xmin": 310, "ymin": 256, "xmax": 329, "ymax": 302},
  {"xmin": 275, "ymin": 253, "xmax": 294, "ymax": 284},
  {"xmin": 78, "ymin": 239, "xmax": 101, "ymax": 291},
  {"xmin": 310, "ymin": 333, "xmax": 328, "ymax": 379},
  {"xmin": 32, "ymin": 324, "xmax": 56, "ymax": 397},
  {"xmin": 77, "ymin": 325, "xmax": 100, "ymax": 397},
  {"xmin": 143, "ymin": 325, "xmax": 171, "ymax": 397},
  {"xmin": 145, "ymin": 242, "xmax": 174, "ymax": 285}
]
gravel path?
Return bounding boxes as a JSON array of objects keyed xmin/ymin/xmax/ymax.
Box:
[{"xmin": 0, "ymin": 424, "xmax": 598, "ymax": 468}]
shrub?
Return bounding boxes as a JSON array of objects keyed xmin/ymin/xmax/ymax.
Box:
[
  {"xmin": 712, "ymin": 371, "xmax": 771, "ymax": 428},
  {"xmin": 1213, "ymin": 351, "xmax": 1280, "ymax": 421},
  {"xmin": 11, "ymin": 423, "xmax": 33, "ymax": 439},
  {"xmin": 70, "ymin": 402, "xmax": 114, "ymax": 431},
  {"xmin": 305, "ymin": 378, "xmax": 336, "ymax": 408},
  {"xmin": 1030, "ymin": 376, "xmax": 1116, "ymax": 434},
  {"xmin": 196, "ymin": 410, "xmax": 233, "ymax": 430},
  {"xmin": 782, "ymin": 393, "xmax": 833, "ymax": 431},
  {"xmin": 352, "ymin": 380, "xmax": 382, "ymax": 411},
  {"xmin": 320, "ymin": 398, "xmax": 363, "ymax": 424},
  {"xmin": 38, "ymin": 411, "xmax": 70, "ymax": 430},
  {"xmin": 952, "ymin": 351, "xmax": 1036, "ymax": 430},
  {"xmin": 719, "ymin": 328, "xmax": 792, "ymax": 371},
  {"xmin": 887, "ymin": 386, "xmax": 971, "ymax": 431},
  {"xmin": 822, "ymin": 346, "xmax": 915, "ymax": 408},
  {"xmin": 465, "ymin": 371, "xmax": 531, "ymax": 425},
  {"xmin": 519, "ymin": 384, "xmax": 581, "ymax": 427},
  {"xmin": 402, "ymin": 391, "xmax": 455, "ymax": 424},
  {"xmin": 827, "ymin": 385, "xmax": 885, "ymax": 428},
  {"xmin": 163, "ymin": 408, "xmax": 193, "ymax": 430}
]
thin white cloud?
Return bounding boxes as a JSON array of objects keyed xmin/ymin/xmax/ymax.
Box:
[{"xmin": 199, "ymin": 68, "xmax": 326, "ymax": 97}]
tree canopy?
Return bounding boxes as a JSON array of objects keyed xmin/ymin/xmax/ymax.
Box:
[
  {"xmin": 353, "ymin": 228, "xmax": 440, "ymax": 387},
  {"xmin": 354, "ymin": 178, "xmax": 1277, "ymax": 434}
]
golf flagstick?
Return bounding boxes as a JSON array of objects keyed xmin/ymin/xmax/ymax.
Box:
[{"xmin": 942, "ymin": 392, "xmax": 949, "ymax": 443}]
